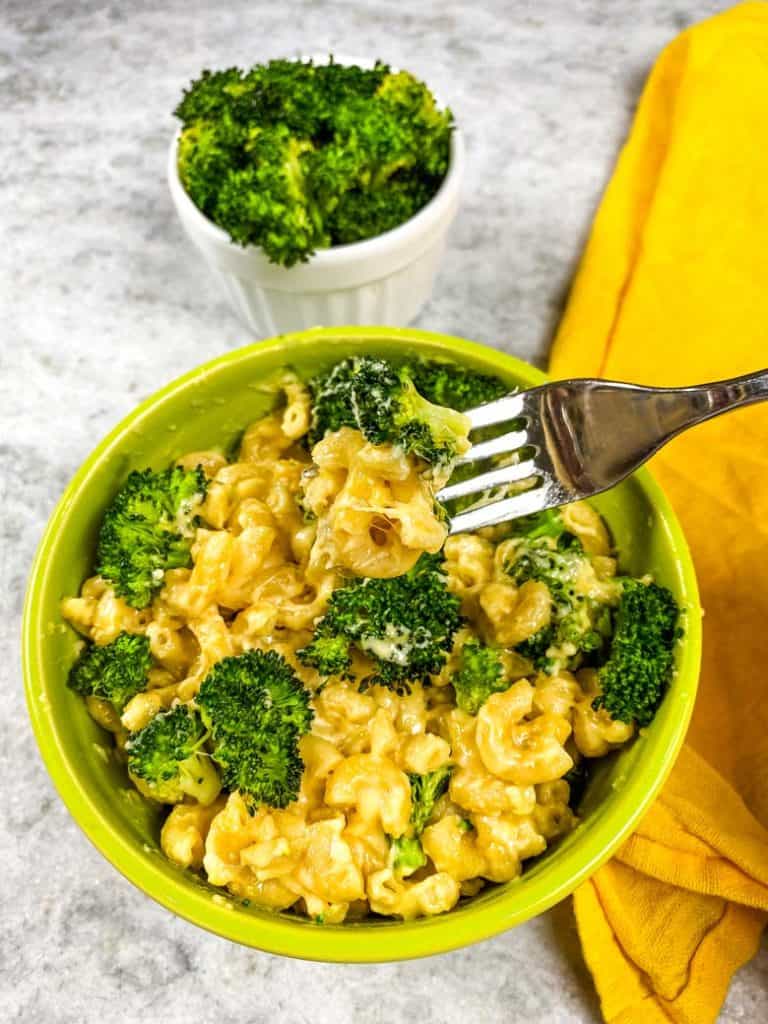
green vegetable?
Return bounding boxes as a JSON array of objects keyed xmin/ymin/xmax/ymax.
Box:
[
  {"xmin": 174, "ymin": 59, "xmax": 452, "ymax": 266},
  {"xmin": 505, "ymin": 532, "xmax": 585, "ymax": 604},
  {"xmin": 451, "ymin": 642, "xmax": 509, "ymax": 715},
  {"xmin": 391, "ymin": 836, "xmax": 427, "ymax": 874},
  {"xmin": 408, "ymin": 766, "xmax": 453, "ymax": 833},
  {"xmin": 67, "ymin": 632, "xmax": 152, "ymax": 711},
  {"xmin": 197, "ymin": 650, "xmax": 313, "ymax": 810},
  {"xmin": 505, "ymin": 512, "xmax": 612, "ymax": 672},
  {"xmin": 296, "ymin": 634, "xmax": 351, "ymax": 677},
  {"xmin": 392, "ymin": 765, "xmax": 452, "ymax": 874},
  {"xmin": 307, "ymin": 356, "xmax": 470, "ymax": 469},
  {"xmin": 594, "ymin": 579, "xmax": 680, "ymax": 725},
  {"xmin": 508, "ymin": 508, "xmax": 573, "ymax": 542},
  {"xmin": 514, "ymin": 625, "xmax": 557, "ymax": 670},
  {"xmin": 405, "ymin": 360, "xmax": 509, "ymax": 412},
  {"xmin": 96, "ymin": 466, "xmax": 207, "ymax": 609},
  {"xmin": 298, "ymin": 553, "xmax": 463, "ymax": 692},
  {"xmin": 127, "ymin": 704, "xmax": 221, "ymax": 805}
]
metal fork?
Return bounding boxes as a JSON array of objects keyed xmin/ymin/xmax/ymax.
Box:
[{"xmin": 437, "ymin": 368, "xmax": 768, "ymax": 535}]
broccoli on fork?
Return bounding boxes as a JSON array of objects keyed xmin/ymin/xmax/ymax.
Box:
[
  {"xmin": 307, "ymin": 356, "xmax": 471, "ymax": 471},
  {"xmin": 96, "ymin": 466, "xmax": 207, "ymax": 609},
  {"xmin": 67, "ymin": 632, "xmax": 152, "ymax": 711},
  {"xmin": 405, "ymin": 359, "xmax": 509, "ymax": 412},
  {"xmin": 127, "ymin": 704, "xmax": 221, "ymax": 806},
  {"xmin": 297, "ymin": 553, "xmax": 463, "ymax": 693}
]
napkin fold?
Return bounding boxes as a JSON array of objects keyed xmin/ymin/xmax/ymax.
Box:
[{"xmin": 549, "ymin": 4, "xmax": 768, "ymax": 1020}]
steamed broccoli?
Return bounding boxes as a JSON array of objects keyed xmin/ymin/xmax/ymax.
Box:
[
  {"xmin": 451, "ymin": 642, "xmax": 509, "ymax": 715},
  {"xmin": 405, "ymin": 360, "xmax": 509, "ymax": 412},
  {"xmin": 126, "ymin": 704, "xmax": 221, "ymax": 805},
  {"xmin": 197, "ymin": 650, "xmax": 313, "ymax": 810},
  {"xmin": 392, "ymin": 766, "xmax": 453, "ymax": 874},
  {"xmin": 409, "ymin": 766, "xmax": 453, "ymax": 832},
  {"xmin": 213, "ymin": 127, "xmax": 321, "ymax": 268},
  {"xmin": 504, "ymin": 510, "xmax": 612, "ymax": 672},
  {"xmin": 391, "ymin": 836, "xmax": 427, "ymax": 874},
  {"xmin": 96, "ymin": 466, "xmax": 207, "ymax": 609},
  {"xmin": 307, "ymin": 356, "xmax": 470, "ymax": 469},
  {"xmin": 514, "ymin": 625, "xmax": 557, "ymax": 669},
  {"xmin": 324, "ymin": 173, "xmax": 433, "ymax": 244},
  {"xmin": 67, "ymin": 632, "xmax": 152, "ymax": 711},
  {"xmin": 174, "ymin": 59, "xmax": 452, "ymax": 266},
  {"xmin": 594, "ymin": 579, "xmax": 680, "ymax": 726},
  {"xmin": 504, "ymin": 529, "xmax": 585, "ymax": 602},
  {"xmin": 296, "ymin": 634, "xmax": 351, "ymax": 677},
  {"xmin": 298, "ymin": 553, "xmax": 463, "ymax": 692},
  {"xmin": 508, "ymin": 508, "xmax": 572, "ymax": 542}
]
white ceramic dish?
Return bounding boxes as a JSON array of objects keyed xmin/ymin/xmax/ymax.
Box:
[{"xmin": 167, "ymin": 61, "xmax": 464, "ymax": 336}]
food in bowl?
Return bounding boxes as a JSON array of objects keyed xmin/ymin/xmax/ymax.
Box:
[
  {"xmin": 174, "ymin": 58, "xmax": 453, "ymax": 266},
  {"xmin": 60, "ymin": 354, "xmax": 680, "ymax": 925}
]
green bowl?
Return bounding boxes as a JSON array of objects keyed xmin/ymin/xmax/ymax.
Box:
[{"xmin": 23, "ymin": 327, "xmax": 701, "ymax": 961}]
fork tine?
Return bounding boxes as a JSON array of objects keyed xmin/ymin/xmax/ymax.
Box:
[
  {"xmin": 448, "ymin": 485, "xmax": 552, "ymax": 534},
  {"xmin": 465, "ymin": 393, "xmax": 525, "ymax": 430},
  {"xmin": 436, "ymin": 460, "xmax": 538, "ymax": 503},
  {"xmin": 456, "ymin": 428, "xmax": 529, "ymax": 465}
]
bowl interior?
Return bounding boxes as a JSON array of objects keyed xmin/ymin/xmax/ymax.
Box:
[{"xmin": 24, "ymin": 327, "xmax": 701, "ymax": 961}]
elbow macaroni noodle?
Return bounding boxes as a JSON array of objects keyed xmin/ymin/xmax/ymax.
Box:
[{"xmin": 63, "ymin": 374, "xmax": 640, "ymax": 922}]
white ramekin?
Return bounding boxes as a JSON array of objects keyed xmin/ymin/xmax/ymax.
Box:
[{"xmin": 167, "ymin": 121, "xmax": 464, "ymax": 336}]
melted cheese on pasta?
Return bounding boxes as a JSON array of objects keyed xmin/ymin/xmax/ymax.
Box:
[{"xmin": 62, "ymin": 377, "xmax": 635, "ymax": 922}]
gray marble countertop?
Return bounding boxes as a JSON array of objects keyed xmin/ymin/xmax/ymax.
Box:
[{"xmin": 2, "ymin": 2, "xmax": 766, "ymax": 1021}]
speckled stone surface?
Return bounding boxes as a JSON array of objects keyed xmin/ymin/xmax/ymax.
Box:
[{"xmin": 2, "ymin": 2, "xmax": 766, "ymax": 1021}]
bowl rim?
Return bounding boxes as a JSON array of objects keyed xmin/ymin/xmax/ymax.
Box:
[
  {"xmin": 167, "ymin": 55, "xmax": 465, "ymax": 270},
  {"xmin": 23, "ymin": 327, "xmax": 701, "ymax": 962}
]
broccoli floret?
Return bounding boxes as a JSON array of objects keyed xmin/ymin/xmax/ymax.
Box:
[
  {"xmin": 505, "ymin": 531, "xmax": 585, "ymax": 601},
  {"xmin": 197, "ymin": 650, "xmax": 313, "ymax": 810},
  {"xmin": 96, "ymin": 466, "xmax": 207, "ymax": 609},
  {"xmin": 409, "ymin": 766, "xmax": 453, "ymax": 833},
  {"xmin": 177, "ymin": 120, "xmax": 246, "ymax": 220},
  {"xmin": 508, "ymin": 508, "xmax": 574, "ymax": 542},
  {"xmin": 405, "ymin": 360, "xmax": 509, "ymax": 412},
  {"xmin": 451, "ymin": 642, "xmax": 509, "ymax": 715},
  {"xmin": 392, "ymin": 766, "xmax": 452, "ymax": 874},
  {"xmin": 126, "ymin": 704, "xmax": 221, "ymax": 806},
  {"xmin": 297, "ymin": 635, "xmax": 351, "ymax": 677},
  {"xmin": 307, "ymin": 356, "xmax": 470, "ymax": 469},
  {"xmin": 174, "ymin": 59, "xmax": 451, "ymax": 266},
  {"xmin": 504, "ymin": 524, "xmax": 612, "ymax": 672},
  {"xmin": 324, "ymin": 173, "xmax": 432, "ymax": 244},
  {"xmin": 298, "ymin": 553, "xmax": 462, "ymax": 692},
  {"xmin": 213, "ymin": 126, "xmax": 322, "ymax": 267},
  {"xmin": 67, "ymin": 632, "xmax": 152, "ymax": 711},
  {"xmin": 514, "ymin": 625, "xmax": 557, "ymax": 672},
  {"xmin": 594, "ymin": 579, "xmax": 680, "ymax": 726},
  {"xmin": 175, "ymin": 67, "xmax": 249, "ymax": 124},
  {"xmin": 392, "ymin": 836, "xmax": 427, "ymax": 874}
]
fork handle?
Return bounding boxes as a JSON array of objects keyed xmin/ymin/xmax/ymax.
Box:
[{"xmin": 656, "ymin": 368, "xmax": 768, "ymax": 435}]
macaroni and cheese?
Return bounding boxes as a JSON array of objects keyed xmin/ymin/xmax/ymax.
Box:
[{"xmin": 62, "ymin": 361, "xmax": 672, "ymax": 923}]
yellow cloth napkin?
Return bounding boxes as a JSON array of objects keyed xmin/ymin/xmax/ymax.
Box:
[{"xmin": 549, "ymin": 4, "xmax": 768, "ymax": 1020}]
